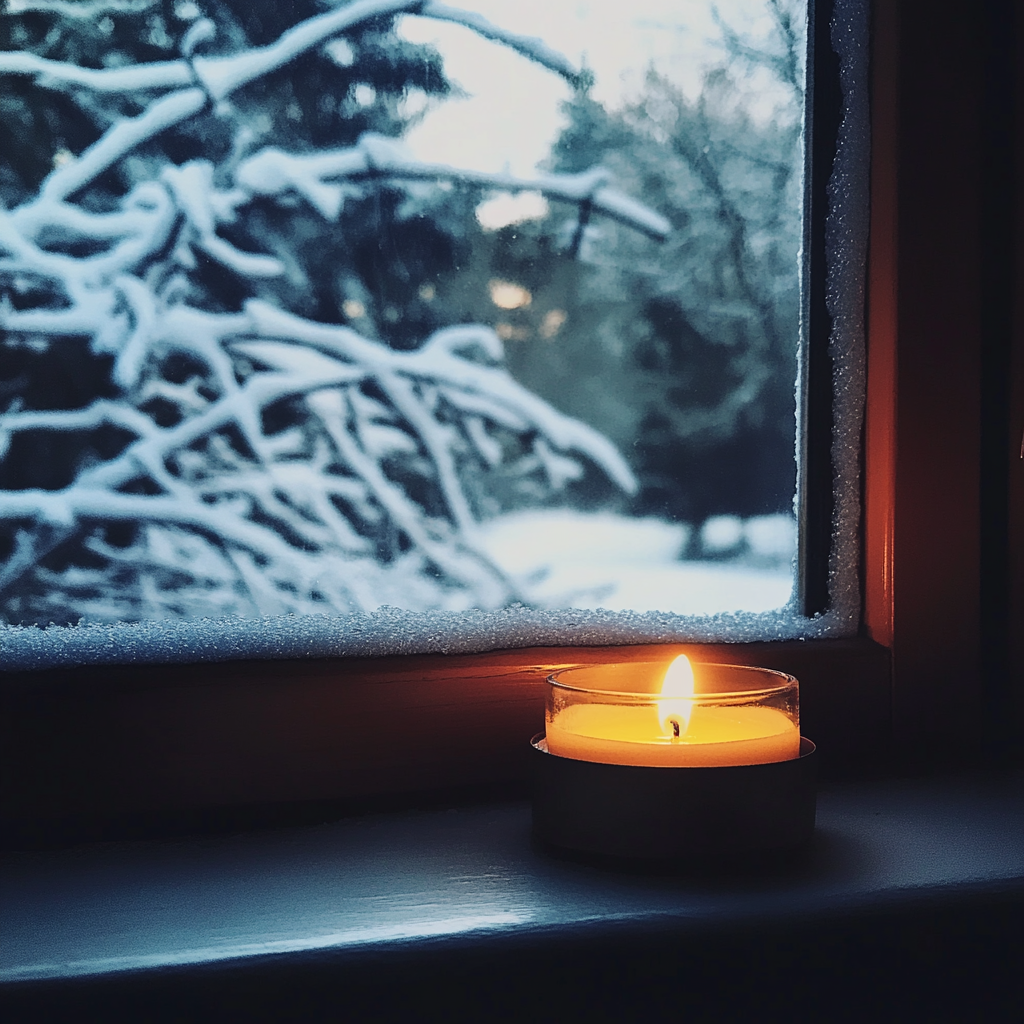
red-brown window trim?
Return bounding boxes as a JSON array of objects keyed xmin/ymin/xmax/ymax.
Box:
[{"xmin": 865, "ymin": 0, "xmax": 1019, "ymax": 757}]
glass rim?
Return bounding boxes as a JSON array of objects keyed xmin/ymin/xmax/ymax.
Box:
[{"xmin": 547, "ymin": 661, "xmax": 798, "ymax": 700}]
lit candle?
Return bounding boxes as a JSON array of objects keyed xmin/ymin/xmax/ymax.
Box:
[{"xmin": 545, "ymin": 655, "xmax": 800, "ymax": 768}]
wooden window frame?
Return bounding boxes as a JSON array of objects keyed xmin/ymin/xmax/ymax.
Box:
[{"xmin": 1, "ymin": 0, "xmax": 1021, "ymax": 842}]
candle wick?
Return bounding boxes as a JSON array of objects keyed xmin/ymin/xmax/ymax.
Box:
[{"xmin": 670, "ymin": 719, "xmax": 680, "ymax": 738}]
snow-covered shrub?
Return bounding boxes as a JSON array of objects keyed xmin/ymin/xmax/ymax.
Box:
[{"xmin": 0, "ymin": 0, "xmax": 668, "ymax": 623}]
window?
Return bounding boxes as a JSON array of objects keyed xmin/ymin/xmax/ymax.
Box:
[
  {"xmin": 1, "ymin": 0, "xmax": 1013, "ymax": 836},
  {"xmin": 0, "ymin": 0, "xmax": 826, "ymax": 636}
]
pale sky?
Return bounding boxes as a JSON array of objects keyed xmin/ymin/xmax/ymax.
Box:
[{"xmin": 398, "ymin": 0, "xmax": 799, "ymax": 178}]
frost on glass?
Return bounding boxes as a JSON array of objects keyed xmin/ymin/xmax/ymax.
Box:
[{"xmin": 0, "ymin": 0, "xmax": 805, "ymax": 627}]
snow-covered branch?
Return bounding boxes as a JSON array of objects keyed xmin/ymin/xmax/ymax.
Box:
[
  {"xmin": 0, "ymin": 50, "xmax": 193, "ymax": 93},
  {"xmin": 4, "ymin": 0, "xmax": 158, "ymax": 18},
  {"xmin": 0, "ymin": 287, "xmax": 637, "ymax": 606},
  {"xmin": 5, "ymin": 1, "xmax": 589, "ymax": 207},
  {"xmin": 414, "ymin": 2, "xmax": 583, "ymax": 86},
  {"xmin": 192, "ymin": 0, "xmax": 422, "ymax": 101},
  {"xmin": 235, "ymin": 135, "xmax": 671, "ymax": 240},
  {"xmin": 41, "ymin": 88, "xmax": 208, "ymax": 202},
  {"xmin": 0, "ymin": 0, "xmax": 585, "ymax": 104},
  {"xmin": 0, "ymin": 400, "xmax": 156, "ymax": 439},
  {"xmin": 0, "ymin": 1, "xmax": 660, "ymax": 621}
]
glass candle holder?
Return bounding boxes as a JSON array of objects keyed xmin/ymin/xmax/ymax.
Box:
[
  {"xmin": 532, "ymin": 656, "xmax": 815, "ymax": 861},
  {"xmin": 545, "ymin": 659, "xmax": 800, "ymax": 768}
]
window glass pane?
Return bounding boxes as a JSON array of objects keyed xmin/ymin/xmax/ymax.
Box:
[{"xmin": 0, "ymin": 0, "xmax": 805, "ymax": 626}]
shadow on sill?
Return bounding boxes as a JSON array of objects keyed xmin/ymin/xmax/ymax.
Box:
[
  {"xmin": 5, "ymin": 751, "xmax": 1021, "ymax": 855},
  {"xmin": 0, "ymin": 780, "xmax": 533, "ymax": 853}
]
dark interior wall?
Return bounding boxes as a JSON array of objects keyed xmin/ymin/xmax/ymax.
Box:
[
  {"xmin": 891, "ymin": 0, "xmax": 982, "ymax": 741},
  {"xmin": 883, "ymin": 0, "xmax": 1024, "ymax": 756},
  {"xmin": 1006, "ymin": 0, "xmax": 1024, "ymax": 752},
  {"xmin": 978, "ymin": 0, "xmax": 1021, "ymax": 757}
]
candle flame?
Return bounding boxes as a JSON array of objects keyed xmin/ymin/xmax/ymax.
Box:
[{"xmin": 659, "ymin": 654, "xmax": 695, "ymax": 739}]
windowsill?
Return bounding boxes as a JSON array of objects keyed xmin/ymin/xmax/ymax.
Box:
[
  {"xmin": 2, "ymin": 770, "xmax": 1022, "ymax": 1020},
  {"xmin": 0, "ymin": 638, "xmax": 892, "ymax": 844}
]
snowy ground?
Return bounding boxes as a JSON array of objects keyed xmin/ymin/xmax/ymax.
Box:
[{"xmin": 477, "ymin": 510, "xmax": 795, "ymax": 615}]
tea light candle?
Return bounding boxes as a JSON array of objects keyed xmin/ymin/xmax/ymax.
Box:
[
  {"xmin": 544, "ymin": 655, "xmax": 801, "ymax": 768},
  {"xmin": 532, "ymin": 654, "xmax": 815, "ymax": 860}
]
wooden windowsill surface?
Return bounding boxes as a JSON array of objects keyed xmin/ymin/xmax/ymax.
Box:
[{"xmin": 1, "ymin": 768, "xmax": 1022, "ymax": 1021}]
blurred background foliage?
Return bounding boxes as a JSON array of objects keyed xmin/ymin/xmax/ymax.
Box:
[{"xmin": 434, "ymin": 2, "xmax": 805, "ymax": 525}]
